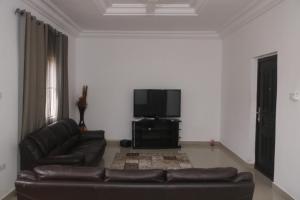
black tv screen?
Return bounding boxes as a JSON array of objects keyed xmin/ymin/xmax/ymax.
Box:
[{"xmin": 134, "ymin": 89, "xmax": 181, "ymax": 118}]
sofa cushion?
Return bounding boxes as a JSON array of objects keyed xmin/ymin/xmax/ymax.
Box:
[
  {"xmin": 80, "ymin": 131, "xmax": 105, "ymax": 141},
  {"xmin": 18, "ymin": 170, "xmax": 37, "ymax": 181},
  {"xmin": 48, "ymin": 122, "xmax": 71, "ymax": 144},
  {"xmin": 49, "ymin": 135, "xmax": 80, "ymax": 156},
  {"xmin": 20, "ymin": 137, "xmax": 44, "ymax": 161},
  {"xmin": 167, "ymin": 167, "xmax": 238, "ymax": 182},
  {"xmin": 34, "ymin": 165, "xmax": 104, "ymax": 182},
  {"xmin": 70, "ymin": 139, "xmax": 106, "ymax": 165},
  {"xmin": 62, "ymin": 119, "xmax": 80, "ymax": 136},
  {"xmin": 38, "ymin": 153, "xmax": 84, "ymax": 165},
  {"xmin": 29, "ymin": 128, "xmax": 58, "ymax": 155},
  {"xmin": 105, "ymin": 169, "xmax": 165, "ymax": 183}
]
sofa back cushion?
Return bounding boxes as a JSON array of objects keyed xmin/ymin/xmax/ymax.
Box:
[
  {"xmin": 167, "ymin": 168, "xmax": 238, "ymax": 182},
  {"xmin": 49, "ymin": 134, "xmax": 80, "ymax": 156},
  {"xmin": 29, "ymin": 128, "xmax": 58, "ymax": 155},
  {"xmin": 62, "ymin": 119, "xmax": 80, "ymax": 136},
  {"xmin": 34, "ymin": 165, "xmax": 104, "ymax": 182},
  {"xmin": 105, "ymin": 169, "xmax": 165, "ymax": 183},
  {"xmin": 48, "ymin": 122, "xmax": 71, "ymax": 144}
]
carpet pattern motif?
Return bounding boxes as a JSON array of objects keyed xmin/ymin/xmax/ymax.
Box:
[{"xmin": 110, "ymin": 152, "xmax": 193, "ymax": 170}]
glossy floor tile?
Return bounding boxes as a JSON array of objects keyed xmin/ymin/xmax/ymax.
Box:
[{"xmin": 5, "ymin": 143, "xmax": 292, "ymax": 200}]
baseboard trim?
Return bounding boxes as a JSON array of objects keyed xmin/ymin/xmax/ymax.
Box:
[
  {"xmin": 106, "ymin": 140, "xmax": 120, "ymax": 146},
  {"xmin": 180, "ymin": 141, "xmax": 217, "ymax": 146},
  {"xmin": 272, "ymin": 183, "xmax": 295, "ymax": 200},
  {"xmin": 1, "ymin": 189, "xmax": 15, "ymax": 200},
  {"xmin": 218, "ymin": 143, "xmax": 254, "ymax": 169}
]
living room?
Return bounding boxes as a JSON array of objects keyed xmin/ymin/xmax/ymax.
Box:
[{"xmin": 0, "ymin": 0, "xmax": 299, "ymax": 199}]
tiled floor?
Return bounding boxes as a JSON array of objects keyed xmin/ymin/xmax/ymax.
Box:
[{"xmin": 6, "ymin": 143, "xmax": 292, "ymax": 200}]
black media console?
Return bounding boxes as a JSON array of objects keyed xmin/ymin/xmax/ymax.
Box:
[{"xmin": 132, "ymin": 119, "xmax": 181, "ymax": 149}]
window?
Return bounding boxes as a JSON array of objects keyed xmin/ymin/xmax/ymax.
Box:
[{"xmin": 45, "ymin": 57, "xmax": 58, "ymax": 122}]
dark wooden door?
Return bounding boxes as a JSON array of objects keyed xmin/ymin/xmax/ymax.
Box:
[{"xmin": 255, "ymin": 55, "xmax": 277, "ymax": 181}]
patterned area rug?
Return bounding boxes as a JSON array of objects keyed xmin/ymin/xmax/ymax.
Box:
[{"xmin": 110, "ymin": 152, "xmax": 193, "ymax": 170}]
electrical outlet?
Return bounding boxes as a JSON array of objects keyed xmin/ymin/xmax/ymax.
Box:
[
  {"xmin": 0, "ymin": 164, "xmax": 6, "ymax": 172},
  {"xmin": 290, "ymin": 92, "xmax": 300, "ymax": 102}
]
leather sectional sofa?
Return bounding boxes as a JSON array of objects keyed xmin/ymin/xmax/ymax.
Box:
[
  {"xmin": 19, "ymin": 119, "xmax": 106, "ymax": 170},
  {"xmin": 15, "ymin": 165, "xmax": 255, "ymax": 200}
]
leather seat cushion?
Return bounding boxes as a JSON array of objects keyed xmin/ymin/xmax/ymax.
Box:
[
  {"xmin": 167, "ymin": 167, "xmax": 238, "ymax": 182},
  {"xmin": 39, "ymin": 153, "xmax": 84, "ymax": 165},
  {"xmin": 71, "ymin": 139, "xmax": 105, "ymax": 153},
  {"xmin": 80, "ymin": 131, "xmax": 105, "ymax": 141},
  {"xmin": 105, "ymin": 169, "xmax": 165, "ymax": 183},
  {"xmin": 70, "ymin": 139, "xmax": 106, "ymax": 164},
  {"xmin": 18, "ymin": 170, "xmax": 37, "ymax": 181},
  {"xmin": 34, "ymin": 165, "xmax": 104, "ymax": 182}
]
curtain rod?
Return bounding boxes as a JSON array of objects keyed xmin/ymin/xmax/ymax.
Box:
[
  {"xmin": 15, "ymin": 8, "xmax": 65, "ymax": 37},
  {"xmin": 15, "ymin": 9, "xmax": 43, "ymax": 25},
  {"xmin": 15, "ymin": 8, "xmax": 25, "ymax": 15}
]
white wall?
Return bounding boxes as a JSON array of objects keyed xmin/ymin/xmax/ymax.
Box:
[
  {"xmin": 221, "ymin": 1, "xmax": 300, "ymax": 199},
  {"xmin": 74, "ymin": 37, "xmax": 222, "ymax": 142},
  {"xmin": 0, "ymin": 0, "xmax": 76, "ymax": 198}
]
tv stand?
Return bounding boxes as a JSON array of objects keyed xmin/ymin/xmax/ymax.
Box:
[{"xmin": 132, "ymin": 119, "xmax": 181, "ymax": 149}]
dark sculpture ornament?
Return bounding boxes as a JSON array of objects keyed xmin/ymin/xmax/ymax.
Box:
[{"xmin": 77, "ymin": 85, "xmax": 88, "ymax": 132}]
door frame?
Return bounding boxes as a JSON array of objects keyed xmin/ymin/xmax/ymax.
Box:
[{"xmin": 249, "ymin": 52, "xmax": 278, "ymax": 177}]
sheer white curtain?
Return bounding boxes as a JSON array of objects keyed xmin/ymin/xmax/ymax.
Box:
[{"xmin": 45, "ymin": 57, "xmax": 58, "ymax": 123}]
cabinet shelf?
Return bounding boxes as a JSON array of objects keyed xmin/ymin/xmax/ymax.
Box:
[{"xmin": 132, "ymin": 119, "xmax": 181, "ymax": 149}]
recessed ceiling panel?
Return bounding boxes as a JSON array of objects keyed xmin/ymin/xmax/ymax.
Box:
[
  {"xmin": 49, "ymin": 0, "xmax": 256, "ymax": 31},
  {"xmin": 100, "ymin": 0, "xmax": 201, "ymax": 16}
]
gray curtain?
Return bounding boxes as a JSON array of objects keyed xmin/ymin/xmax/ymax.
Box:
[
  {"xmin": 19, "ymin": 12, "xmax": 48, "ymax": 140},
  {"xmin": 19, "ymin": 11, "xmax": 69, "ymax": 140},
  {"xmin": 60, "ymin": 35, "xmax": 69, "ymax": 119}
]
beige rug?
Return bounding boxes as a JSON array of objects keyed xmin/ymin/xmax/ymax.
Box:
[{"xmin": 110, "ymin": 152, "xmax": 193, "ymax": 170}]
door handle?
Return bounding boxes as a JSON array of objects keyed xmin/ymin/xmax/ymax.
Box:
[{"xmin": 257, "ymin": 108, "xmax": 261, "ymax": 123}]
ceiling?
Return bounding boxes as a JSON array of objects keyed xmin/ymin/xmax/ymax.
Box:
[{"xmin": 47, "ymin": 0, "xmax": 262, "ymax": 32}]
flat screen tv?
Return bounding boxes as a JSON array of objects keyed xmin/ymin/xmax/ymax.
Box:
[{"xmin": 134, "ymin": 89, "xmax": 181, "ymax": 118}]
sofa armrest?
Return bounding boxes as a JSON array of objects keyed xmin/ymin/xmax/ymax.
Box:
[
  {"xmin": 38, "ymin": 154, "xmax": 84, "ymax": 165},
  {"xmin": 80, "ymin": 130, "xmax": 105, "ymax": 141}
]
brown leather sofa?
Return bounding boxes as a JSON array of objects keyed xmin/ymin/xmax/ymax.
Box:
[
  {"xmin": 15, "ymin": 165, "xmax": 255, "ymax": 200},
  {"xmin": 19, "ymin": 119, "xmax": 106, "ymax": 170}
]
